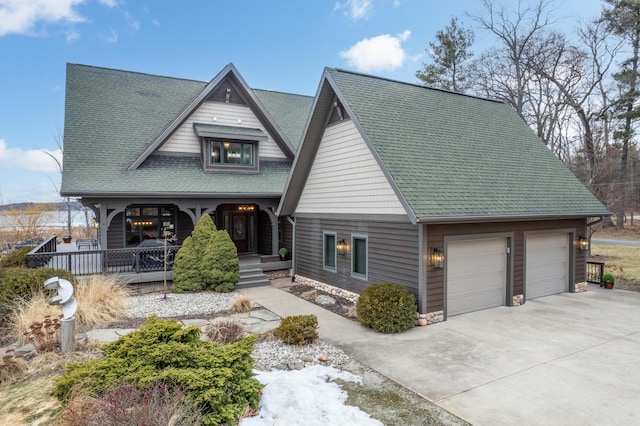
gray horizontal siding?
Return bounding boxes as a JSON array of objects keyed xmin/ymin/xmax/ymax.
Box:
[{"xmin": 295, "ymin": 217, "xmax": 419, "ymax": 296}]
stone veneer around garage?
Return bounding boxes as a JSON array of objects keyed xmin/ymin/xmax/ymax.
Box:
[
  {"xmin": 575, "ymin": 281, "xmax": 588, "ymax": 292},
  {"xmin": 513, "ymin": 294, "xmax": 524, "ymax": 306},
  {"xmin": 294, "ymin": 275, "xmax": 447, "ymax": 326}
]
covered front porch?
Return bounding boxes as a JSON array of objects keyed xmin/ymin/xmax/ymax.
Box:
[
  {"xmin": 27, "ymin": 236, "xmax": 291, "ymax": 289},
  {"xmin": 83, "ymin": 197, "xmax": 292, "ymax": 257}
]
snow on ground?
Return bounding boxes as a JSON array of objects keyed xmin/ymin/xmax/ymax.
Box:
[{"xmin": 241, "ymin": 365, "xmax": 382, "ymax": 426}]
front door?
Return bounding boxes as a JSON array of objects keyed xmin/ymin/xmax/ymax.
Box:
[
  {"xmin": 218, "ymin": 204, "xmax": 257, "ymax": 254},
  {"xmin": 231, "ymin": 212, "xmax": 248, "ymax": 253}
]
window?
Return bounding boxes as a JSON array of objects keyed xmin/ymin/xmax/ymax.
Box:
[
  {"xmin": 125, "ymin": 206, "xmax": 176, "ymax": 246},
  {"xmin": 207, "ymin": 138, "xmax": 256, "ymax": 169},
  {"xmin": 352, "ymin": 235, "xmax": 368, "ymax": 279},
  {"xmin": 323, "ymin": 232, "xmax": 336, "ymax": 271}
]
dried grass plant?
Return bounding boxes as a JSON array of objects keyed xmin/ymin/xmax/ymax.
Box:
[
  {"xmin": 230, "ymin": 295, "xmax": 253, "ymax": 313},
  {"xmin": 204, "ymin": 319, "xmax": 246, "ymax": 344},
  {"xmin": 73, "ymin": 275, "xmax": 130, "ymax": 329},
  {"xmin": 300, "ymin": 289, "xmax": 318, "ymax": 300}
]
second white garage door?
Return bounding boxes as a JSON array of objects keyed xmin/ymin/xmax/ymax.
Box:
[
  {"xmin": 526, "ymin": 233, "xmax": 569, "ymax": 299},
  {"xmin": 447, "ymin": 238, "xmax": 507, "ymax": 316}
]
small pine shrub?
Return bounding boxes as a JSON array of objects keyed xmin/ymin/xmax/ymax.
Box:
[
  {"xmin": 231, "ymin": 295, "xmax": 253, "ymax": 313},
  {"xmin": 205, "ymin": 319, "xmax": 245, "ymax": 344},
  {"xmin": 356, "ymin": 283, "xmax": 416, "ymax": 333},
  {"xmin": 276, "ymin": 314, "xmax": 318, "ymax": 345},
  {"xmin": 0, "ymin": 267, "xmax": 75, "ymax": 317},
  {"xmin": 53, "ymin": 316, "xmax": 261, "ymax": 425},
  {"xmin": 0, "ymin": 246, "xmax": 34, "ymax": 268}
]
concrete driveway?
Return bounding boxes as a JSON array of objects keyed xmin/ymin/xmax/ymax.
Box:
[{"xmin": 336, "ymin": 285, "xmax": 640, "ymax": 425}]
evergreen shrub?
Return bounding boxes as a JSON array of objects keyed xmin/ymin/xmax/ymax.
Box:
[
  {"xmin": 0, "ymin": 246, "xmax": 34, "ymax": 269},
  {"xmin": 356, "ymin": 283, "xmax": 416, "ymax": 333},
  {"xmin": 53, "ymin": 316, "xmax": 261, "ymax": 426},
  {"xmin": 275, "ymin": 314, "xmax": 318, "ymax": 345}
]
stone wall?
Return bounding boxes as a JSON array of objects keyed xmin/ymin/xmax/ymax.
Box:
[
  {"xmin": 513, "ymin": 294, "xmax": 524, "ymax": 306},
  {"xmin": 294, "ymin": 275, "xmax": 360, "ymax": 303},
  {"xmin": 574, "ymin": 281, "xmax": 588, "ymax": 292}
]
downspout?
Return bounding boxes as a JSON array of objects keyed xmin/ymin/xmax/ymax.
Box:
[{"xmin": 287, "ymin": 216, "xmax": 296, "ymax": 282}]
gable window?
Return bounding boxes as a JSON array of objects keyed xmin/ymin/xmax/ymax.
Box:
[
  {"xmin": 208, "ymin": 139, "xmax": 255, "ymax": 168},
  {"xmin": 352, "ymin": 234, "xmax": 368, "ymax": 279},
  {"xmin": 323, "ymin": 232, "xmax": 337, "ymax": 271}
]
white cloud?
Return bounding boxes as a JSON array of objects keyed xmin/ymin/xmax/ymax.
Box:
[
  {"xmin": 0, "ymin": 139, "xmax": 62, "ymax": 172},
  {"xmin": 340, "ymin": 30, "xmax": 411, "ymax": 72},
  {"xmin": 123, "ymin": 11, "xmax": 139, "ymax": 31},
  {"xmin": 333, "ymin": 0, "xmax": 372, "ymax": 21},
  {"xmin": 98, "ymin": 0, "xmax": 117, "ymax": 7},
  {"xmin": 0, "ymin": 0, "xmax": 86, "ymax": 36},
  {"xmin": 65, "ymin": 28, "xmax": 79, "ymax": 42}
]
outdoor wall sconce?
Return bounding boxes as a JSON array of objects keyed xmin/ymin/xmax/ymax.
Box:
[
  {"xmin": 429, "ymin": 248, "xmax": 445, "ymax": 269},
  {"xmin": 337, "ymin": 239, "xmax": 348, "ymax": 256},
  {"xmin": 578, "ymin": 236, "xmax": 589, "ymax": 251}
]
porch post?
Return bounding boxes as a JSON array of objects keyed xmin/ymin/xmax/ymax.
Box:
[
  {"xmin": 258, "ymin": 204, "xmax": 279, "ymax": 255},
  {"xmin": 99, "ymin": 204, "xmax": 108, "ymax": 249}
]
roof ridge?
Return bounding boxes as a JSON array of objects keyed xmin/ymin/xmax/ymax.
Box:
[
  {"xmin": 253, "ymin": 88, "xmax": 313, "ymax": 99},
  {"xmin": 330, "ymin": 67, "xmax": 505, "ymax": 104},
  {"xmin": 67, "ymin": 63, "xmax": 207, "ymax": 84}
]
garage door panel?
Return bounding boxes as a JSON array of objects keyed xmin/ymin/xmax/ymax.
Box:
[
  {"xmin": 526, "ymin": 234, "xmax": 569, "ymax": 299},
  {"xmin": 447, "ymin": 238, "xmax": 507, "ymax": 316}
]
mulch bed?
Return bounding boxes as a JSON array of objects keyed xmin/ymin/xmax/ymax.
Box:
[{"xmin": 286, "ymin": 284, "xmax": 358, "ymax": 322}]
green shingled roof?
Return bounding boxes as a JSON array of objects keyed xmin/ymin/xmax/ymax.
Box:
[
  {"xmin": 326, "ymin": 68, "xmax": 609, "ymax": 219},
  {"xmin": 62, "ymin": 64, "xmax": 312, "ymax": 196}
]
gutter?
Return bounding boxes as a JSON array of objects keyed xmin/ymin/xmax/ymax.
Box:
[{"xmin": 416, "ymin": 212, "xmax": 612, "ymax": 225}]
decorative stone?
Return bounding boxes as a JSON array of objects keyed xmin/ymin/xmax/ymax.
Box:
[
  {"xmin": 418, "ymin": 318, "xmax": 428, "ymax": 326},
  {"xmin": 318, "ymin": 354, "xmax": 329, "ymax": 362},
  {"xmin": 302, "ymin": 355, "xmax": 313, "ymax": 363},
  {"xmin": 315, "ymin": 295, "xmax": 337, "ymax": 305},
  {"xmin": 287, "ymin": 361, "xmax": 304, "ymax": 370}
]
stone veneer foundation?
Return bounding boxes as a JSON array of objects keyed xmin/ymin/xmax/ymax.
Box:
[
  {"xmin": 574, "ymin": 281, "xmax": 588, "ymax": 292},
  {"xmin": 265, "ymin": 269, "xmax": 291, "ymax": 280},
  {"xmin": 294, "ymin": 275, "xmax": 360, "ymax": 303},
  {"xmin": 423, "ymin": 310, "xmax": 444, "ymax": 325},
  {"xmin": 513, "ymin": 294, "xmax": 524, "ymax": 306}
]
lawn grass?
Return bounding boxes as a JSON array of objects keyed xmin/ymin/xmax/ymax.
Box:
[
  {"xmin": 0, "ymin": 370, "xmax": 62, "ymax": 425},
  {"xmin": 590, "ymin": 243, "xmax": 640, "ymax": 290}
]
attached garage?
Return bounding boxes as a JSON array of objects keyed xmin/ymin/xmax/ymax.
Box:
[
  {"xmin": 446, "ymin": 238, "xmax": 508, "ymax": 316},
  {"xmin": 525, "ymin": 233, "xmax": 569, "ymax": 299}
]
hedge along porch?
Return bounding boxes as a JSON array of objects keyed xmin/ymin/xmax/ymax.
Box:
[{"xmin": 279, "ymin": 68, "xmax": 609, "ymax": 323}]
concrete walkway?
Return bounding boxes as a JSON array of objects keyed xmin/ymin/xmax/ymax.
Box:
[{"xmin": 241, "ymin": 283, "xmax": 640, "ymax": 426}]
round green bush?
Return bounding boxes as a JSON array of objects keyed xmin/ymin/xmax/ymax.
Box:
[
  {"xmin": 356, "ymin": 283, "xmax": 416, "ymax": 333},
  {"xmin": 0, "ymin": 246, "xmax": 34, "ymax": 269},
  {"xmin": 603, "ymin": 273, "xmax": 615, "ymax": 282}
]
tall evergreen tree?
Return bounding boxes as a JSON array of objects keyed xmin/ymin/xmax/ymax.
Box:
[{"xmin": 416, "ymin": 17, "xmax": 475, "ymax": 93}]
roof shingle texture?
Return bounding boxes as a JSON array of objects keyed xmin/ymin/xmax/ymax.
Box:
[
  {"xmin": 327, "ymin": 68, "xmax": 609, "ymax": 219},
  {"xmin": 62, "ymin": 64, "xmax": 311, "ymax": 196}
]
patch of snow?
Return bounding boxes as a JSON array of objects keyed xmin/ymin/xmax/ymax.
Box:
[{"xmin": 241, "ymin": 365, "xmax": 382, "ymax": 426}]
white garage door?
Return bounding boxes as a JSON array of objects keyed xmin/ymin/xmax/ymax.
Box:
[
  {"xmin": 447, "ymin": 238, "xmax": 507, "ymax": 316},
  {"xmin": 526, "ymin": 233, "xmax": 569, "ymax": 299}
]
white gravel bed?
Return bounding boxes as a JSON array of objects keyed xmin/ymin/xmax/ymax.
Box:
[
  {"xmin": 252, "ymin": 339, "xmax": 351, "ymax": 371},
  {"xmin": 125, "ymin": 291, "xmax": 351, "ymax": 372},
  {"xmin": 126, "ymin": 291, "xmax": 250, "ymax": 319}
]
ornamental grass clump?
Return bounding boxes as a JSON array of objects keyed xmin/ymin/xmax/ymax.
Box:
[
  {"xmin": 356, "ymin": 283, "xmax": 416, "ymax": 333},
  {"xmin": 275, "ymin": 314, "xmax": 318, "ymax": 345},
  {"xmin": 53, "ymin": 315, "xmax": 262, "ymax": 426}
]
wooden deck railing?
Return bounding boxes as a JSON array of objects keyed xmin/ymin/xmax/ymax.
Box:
[{"xmin": 27, "ymin": 244, "xmax": 180, "ymax": 276}]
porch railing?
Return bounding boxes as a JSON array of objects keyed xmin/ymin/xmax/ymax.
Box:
[
  {"xmin": 586, "ymin": 261, "xmax": 605, "ymax": 285},
  {"xmin": 27, "ymin": 244, "xmax": 180, "ymax": 276}
]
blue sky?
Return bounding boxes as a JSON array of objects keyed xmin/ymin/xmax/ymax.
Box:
[{"xmin": 0, "ymin": 0, "xmax": 604, "ymax": 204}]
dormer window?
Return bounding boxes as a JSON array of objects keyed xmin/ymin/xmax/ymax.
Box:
[
  {"xmin": 194, "ymin": 123, "xmax": 265, "ymax": 172},
  {"xmin": 208, "ymin": 139, "xmax": 255, "ymax": 167}
]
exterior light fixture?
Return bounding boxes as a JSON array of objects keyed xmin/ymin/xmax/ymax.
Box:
[
  {"xmin": 429, "ymin": 248, "xmax": 445, "ymax": 269},
  {"xmin": 578, "ymin": 236, "xmax": 589, "ymax": 251},
  {"xmin": 337, "ymin": 239, "xmax": 348, "ymax": 256}
]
